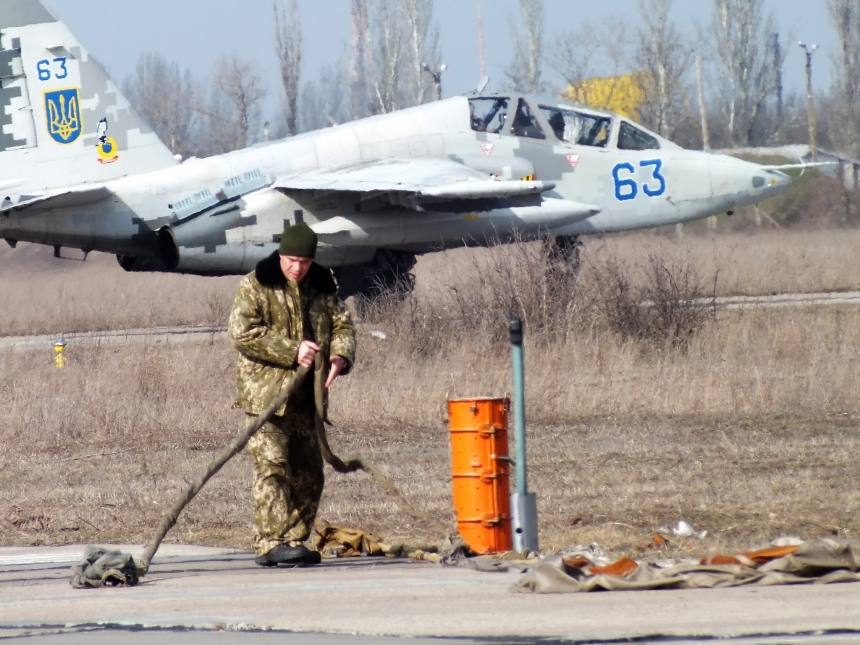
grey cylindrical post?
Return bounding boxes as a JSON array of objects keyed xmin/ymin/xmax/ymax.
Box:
[
  {"xmin": 509, "ymin": 319, "xmax": 527, "ymax": 495},
  {"xmin": 509, "ymin": 318, "xmax": 538, "ymax": 552}
]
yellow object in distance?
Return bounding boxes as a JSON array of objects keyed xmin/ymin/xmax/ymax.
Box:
[
  {"xmin": 54, "ymin": 340, "xmax": 67, "ymax": 369},
  {"xmin": 562, "ymin": 74, "xmax": 645, "ymax": 122}
]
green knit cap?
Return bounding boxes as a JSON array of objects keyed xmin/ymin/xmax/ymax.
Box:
[{"xmin": 279, "ymin": 223, "xmax": 318, "ymax": 259}]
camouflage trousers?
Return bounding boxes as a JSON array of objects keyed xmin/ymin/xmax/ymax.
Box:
[{"xmin": 246, "ymin": 410, "xmax": 324, "ymax": 557}]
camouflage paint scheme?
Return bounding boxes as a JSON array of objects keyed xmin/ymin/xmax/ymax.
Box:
[
  {"xmin": 247, "ymin": 412, "xmax": 324, "ymax": 557},
  {"xmin": 0, "ymin": 1, "xmax": 793, "ymax": 287},
  {"xmin": 228, "ymin": 253, "xmax": 355, "ymax": 556},
  {"xmin": 227, "ymin": 255, "xmax": 355, "ymax": 418}
]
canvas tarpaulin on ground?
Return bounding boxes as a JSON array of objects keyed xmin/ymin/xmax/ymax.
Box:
[
  {"xmin": 70, "ymin": 546, "xmax": 139, "ymax": 589},
  {"xmin": 517, "ymin": 539, "xmax": 860, "ymax": 593}
]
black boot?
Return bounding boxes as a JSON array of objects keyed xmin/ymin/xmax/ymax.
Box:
[{"xmin": 254, "ymin": 544, "xmax": 322, "ymax": 567}]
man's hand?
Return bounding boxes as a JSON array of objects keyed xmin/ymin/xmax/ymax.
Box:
[
  {"xmin": 325, "ymin": 356, "xmax": 347, "ymax": 389},
  {"xmin": 297, "ymin": 340, "xmax": 320, "ymax": 368}
]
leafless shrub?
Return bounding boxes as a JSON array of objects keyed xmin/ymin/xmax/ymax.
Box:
[
  {"xmin": 441, "ymin": 235, "xmax": 581, "ymax": 342},
  {"xmin": 200, "ymin": 284, "xmax": 233, "ymax": 328},
  {"xmin": 592, "ymin": 249, "xmax": 717, "ymax": 348},
  {"xmin": 5, "ymin": 232, "xmax": 860, "ymax": 556},
  {"xmin": 361, "ymin": 234, "xmax": 582, "ymax": 357}
]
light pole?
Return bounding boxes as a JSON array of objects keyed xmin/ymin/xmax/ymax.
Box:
[
  {"xmin": 509, "ymin": 319, "xmax": 538, "ymax": 553},
  {"xmin": 799, "ymin": 42, "xmax": 819, "ymax": 162},
  {"xmin": 421, "ymin": 62, "xmax": 447, "ymax": 101}
]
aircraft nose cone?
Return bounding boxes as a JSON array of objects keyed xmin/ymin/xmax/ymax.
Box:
[{"xmin": 763, "ymin": 169, "xmax": 792, "ymax": 196}]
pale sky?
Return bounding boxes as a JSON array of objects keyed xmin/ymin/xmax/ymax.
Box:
[{"xmin": 45, "ymin": 0, "xmax": 834, "ymax": 118}]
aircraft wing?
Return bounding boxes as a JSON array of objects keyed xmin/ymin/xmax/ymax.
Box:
[
  {"xmin": 273, "ymin": 157, "xmax": 555, "ymax": 204},
  {"xmin": 0, "ymin": 185, "xmax": 112, "ymax": 213},
  {"xmin": 760, "ymin": 162, "xmax": 840, "ymax": 170}
]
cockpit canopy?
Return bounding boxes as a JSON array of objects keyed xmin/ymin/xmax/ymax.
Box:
[
  {"xmin": 468, "ymin": 95, "xmax": 666, "ymax": 151},
  {"xmin": 538, "ymin": 104, "xmax": 610, "ymax": 147}
]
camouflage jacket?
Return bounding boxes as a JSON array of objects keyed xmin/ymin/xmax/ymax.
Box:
[{"xmin": 228, "ymin": 252, "xmax": 356, "ymax": 416}]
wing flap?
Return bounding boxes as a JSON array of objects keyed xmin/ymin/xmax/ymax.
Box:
[
  {"xmin": 273, "ymin": 157, "xmax": 556, "ymax": 203},
  {"xmin": 311, "ymin": 197, "xmax": 601, "ymax": 247},
  {"xmin": 1, "ymin": 185, "xmax": 112, "ymax": 213}
]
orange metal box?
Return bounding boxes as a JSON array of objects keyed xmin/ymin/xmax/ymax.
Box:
[{"xmin": 447, "ymin": 397, "xmax": 513, "ymax": 554}]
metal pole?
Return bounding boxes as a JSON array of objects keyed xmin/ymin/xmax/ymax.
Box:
[
  {"xmin": 509, "ymin": 319, "xmax": 538, "ymax": 552},
  {"xmin": 510, "ymin": 319, "xmax": 527, "ymax": 495},
  {"xmin": 800, "ymin": 42, "xmax": 819, "ymax": 162}
]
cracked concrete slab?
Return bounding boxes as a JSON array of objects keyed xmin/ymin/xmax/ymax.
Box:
[{"xmin": 2, "ymin": 545, "xmax": 860, "ymax": 643}]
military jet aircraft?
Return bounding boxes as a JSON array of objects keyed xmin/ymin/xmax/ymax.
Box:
[{"xmin": 0, "ymin": 0, "xmax": 792, "ymax": 297}]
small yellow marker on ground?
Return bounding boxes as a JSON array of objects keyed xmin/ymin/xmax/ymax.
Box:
[{"xmin": 53, "ymin": 339, "xmax": 67, "ymax": 369}]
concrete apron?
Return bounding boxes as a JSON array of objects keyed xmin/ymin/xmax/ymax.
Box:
[{"xmin": 2, "ymin": 545, "xmax": 860, "ymax": 642}]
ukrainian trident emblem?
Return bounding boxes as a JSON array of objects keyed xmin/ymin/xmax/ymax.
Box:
[{"xmin": 44, "ymin": 88, "xmax": 82, "ymax": 145}]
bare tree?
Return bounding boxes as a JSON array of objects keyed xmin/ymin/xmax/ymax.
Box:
[
  {"xmin": 358, "ymin": 0, "xmax": 440, "ymax": 114},
  {"xmin": 123, "ymin": 53, "xmax": 200, "ymax": 159},
  {"xmin": 830, "ymin": 0, "xmax": 860, "ymax": 106},
  {"xmin": 404, "ymin": 0, "xmax": 440, "ymax": 105},
  {"xmin": 274, "ymin": 0, "xmax": 302, "ymax": 136},
  {"xmin": 201, "ymin": 54, "xmax": 268, "ymax": 154},
  {"xmin": 299, "ymin": 63, "xmax": 350, "ymax": 133},
  {"xmin": 547, "ymin": 22, "xmax": 631, "ymax": 110},
  {"xmin": 350, "ymin": 0, "xmax": 370, "ymax": 120},
  {"xmin": 362, "ymin": 0, "xmax": 405, "ymax": 113},
  {"xmin": 505, "ymin": 0, "xmax": 545, "ymax": 93},
  {"xmin": 826, "ymin": 0, "xmax": 860, "ymax": 156},
  {"xmin": 635, "ymin": 0, "xmax": 693, "ymax": 139},
  {"xmin": 547, "ymin": 24, "xmax": 602, "ymax": 94},
  {"xmin": 711, "ymin": 0, "xmax": 787, "ymax": 146}
]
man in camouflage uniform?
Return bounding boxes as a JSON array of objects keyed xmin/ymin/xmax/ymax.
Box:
[{"xmin": 228, "ymin": 223, "xmax": 356, "ymax": 567}]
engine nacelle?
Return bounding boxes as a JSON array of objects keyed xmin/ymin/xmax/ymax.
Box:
[
  {"xmin": 153, "ymin": 189, "xmax": 378, "ymax": 276},
  {"xmin": 154, "ymin": 189, "xmax": 285, "ymax": 275}
]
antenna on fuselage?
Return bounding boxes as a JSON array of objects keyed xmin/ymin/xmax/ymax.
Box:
[{"xmin": 475, "ymin": 76, "xmax": 490, "ymax": 96}]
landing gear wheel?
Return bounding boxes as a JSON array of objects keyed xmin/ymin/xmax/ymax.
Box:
[
  {"xmin": 334, "ymin": 250, "xmax": 417, "ymax": 313},
  {"xmin": 542, "ymin": 235, "xmax": 582, "ymax": 276},
  {"xmin": 373, "ymin": 249, "xmax": 416, "ymax": 297}
]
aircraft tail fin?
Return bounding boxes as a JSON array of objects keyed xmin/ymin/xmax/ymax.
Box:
[{"xmin": 0, "ymin": 0, "xmax": 177, "ymax": 192}]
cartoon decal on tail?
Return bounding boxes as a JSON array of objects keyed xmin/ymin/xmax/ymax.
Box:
[
  {"xmin": 96, "ymin": 117, "xmax": 118, "ymax": 164},
  {"xmin": 44, "ymin": 87, "xmax": 82, "ymax": 144}
]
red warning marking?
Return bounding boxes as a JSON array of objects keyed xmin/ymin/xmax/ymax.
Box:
[
  {"xmin": 566, "ymin": 153, "xmax": 580, "ymax": 169},
  {"xmin": 481, "ymin": 142, "xmax": 495, "ymax": 156}
]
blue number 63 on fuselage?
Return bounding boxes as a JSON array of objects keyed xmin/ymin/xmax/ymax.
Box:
[{"xmin": 613, "ymin": 159, "xmax": 666, "ymax": 201}]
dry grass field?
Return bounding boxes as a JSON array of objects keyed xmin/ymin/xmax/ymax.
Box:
[
  {"xmin": 5, "ymin": 226, "xmax": 860, "ymax": 336},
  {"xmin": 2, "ymin": 225, "xmax": 860, "ymax": 561}
]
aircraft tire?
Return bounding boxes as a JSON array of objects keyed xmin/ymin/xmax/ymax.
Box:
[
  {"xmin": 543, "ymin": 235, "xmax": 582, "ymax": 276},
  {"xmin": 334, "ymin": 250, "xmax": 417, "ymax": 309}
]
